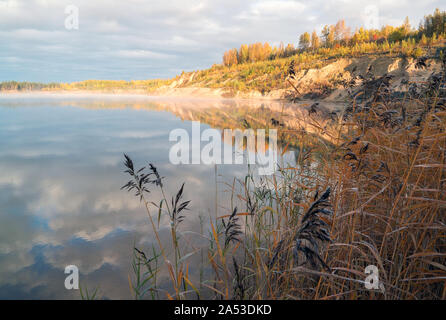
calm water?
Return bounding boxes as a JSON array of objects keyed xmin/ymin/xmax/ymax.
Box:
[{"xmin": 0, "ymin": 94, "xmax": 301, "ymax": 299}]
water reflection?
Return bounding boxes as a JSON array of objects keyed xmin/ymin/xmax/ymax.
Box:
[{"xmin": 0, "ymin": 94, "xmax": 338, "ymax": 299}]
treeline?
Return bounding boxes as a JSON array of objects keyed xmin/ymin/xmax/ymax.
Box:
[
  {"xmin": 0, "ymin": 79, "xmax": 172, "ymax": 92},
  {"xmin": 222, "ymin": 8, "xmax": 446, "ymax": 66},
  {"xmin": 64, "ymin": 79, "xmax": 172, "ymax": 91},
  {"xmin": 223, "ymin": 42, "xmax": 297, "ymax": 66},
  {"xmin": 0, "ymin": 81, "xmax": 60, "ymax": 91}
]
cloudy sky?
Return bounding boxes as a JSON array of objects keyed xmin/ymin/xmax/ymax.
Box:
[{"xmin": 0, "ymin": 0, "xmax": 444, "ymax": 82}]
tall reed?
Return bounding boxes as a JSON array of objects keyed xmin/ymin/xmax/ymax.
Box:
[{"xmin": 122, "ymin": 56, "xmax": 445, "ymax": 300}]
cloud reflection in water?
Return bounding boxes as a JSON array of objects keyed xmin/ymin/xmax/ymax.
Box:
[{"xmin": 0, "ymin": 95, "xmax": 297, "ymax": 299}]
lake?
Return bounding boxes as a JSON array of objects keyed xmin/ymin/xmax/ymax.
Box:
[{"xmin": 0, "ymin": 94, "xmax": 307, "ymax": 299}]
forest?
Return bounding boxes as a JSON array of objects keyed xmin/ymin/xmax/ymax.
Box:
[{"xmin": 222, "ymin": 9, "xmax": 446, "ymax": 66}]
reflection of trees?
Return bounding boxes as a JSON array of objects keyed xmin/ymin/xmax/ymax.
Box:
[{"xmin": 8, "ymin": 96, "xmax": 344, "ymax": 151}]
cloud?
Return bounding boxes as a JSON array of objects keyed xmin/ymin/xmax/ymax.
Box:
[
  {"xmin": 115, "ymin": 50, "xmax": 175, "ymax": 60},
  {"xmin": 247, "ymin": 1, "xmax": 306, "ymax": 19},
  {"xmin": 0, "ymin": 1, "xmax": 444, "ymax": 81}
]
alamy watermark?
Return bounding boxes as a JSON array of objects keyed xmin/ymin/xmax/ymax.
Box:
[
  {"xmin": 65, "ymin": 5, "xmax": 79, "ymax": 30},
  {"xmin": 64, "ymin": 265, "xmax": 79, "ymax": 290},
  {"xmin": 364, "ymin": 264, "xmax": 385, "ymax": 293},
  {"xmin": 169, "ymin": 121, "xmax": 278, "ymax": 175}
]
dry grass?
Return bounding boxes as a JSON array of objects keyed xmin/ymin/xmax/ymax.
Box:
[
  {"xmin": 307, "ymin": 59, "xmax": 446, "ymax": 299},
  {"xmin": 122, "ymin": 57, "xmax": 445, "ymax": 300}
]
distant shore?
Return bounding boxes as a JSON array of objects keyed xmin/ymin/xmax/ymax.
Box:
[
  {"xmin": 0, "ymin": 88, "xmax": 289, "ymax": 101},
  {"xmin": 3, "ymin": 53, "xmax": 441, "ymax": 104}
]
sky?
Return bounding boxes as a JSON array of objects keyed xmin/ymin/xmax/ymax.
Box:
[{"xmin": 0, "ymin": 0, "xmax": 444, "ymax": 83}]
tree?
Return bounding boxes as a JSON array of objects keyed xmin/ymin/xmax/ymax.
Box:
[
  {"xmin": 321, "ymin": 25, "xmax": 331, "ymax": 47},
  {"xmin": 284, "ymin": 43, "xmax": 295, "ymax": 57},
  {"xmin": 299, "ymin": 32, "xmax": 311, "ymax": 50},
  {"xmin": 321, "ymin": 25, "xmax": 337, "ymax": 47},
  {"xmin": 248, "ymin": 43, "xmax": 260, "ymax": 62},
  {"xmin": 421, "ymin": 8, "xmax": 446, "ymax": 37},
  {"xmin": 278, "ymin": 41, "xmax": 285, "ymax": 58},
  {"xmin": 334, "ymin": 19, "xmax": 350, "ymax": 43},
  {"xmin": 311, "ymin": 30, "xmax": 320, "ymax": 50},
  {"xmin": 402, "ymin": 16, "xmax": 411, "ymax": 36},
  {"xmin": 328, "ymin": 25, "xmax": 335, "ymax": 47},
  {"xmin": 238, "ymin": 44, "xmax": 249, "ymax": 64},
  {"xmin": 223, "ymin": 48, "xmax": 238, "ymax": 66},
  {"xmin": 262, "ymin": 42, "xmax": 272, "ymax": 60}
]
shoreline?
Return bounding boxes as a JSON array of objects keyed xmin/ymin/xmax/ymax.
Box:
[
  {"xmin": 0, "ymin": 89, "xmax": 349, "ymax": 106},
  {"xmin": 0, "ymin": 88, "xmax": 290, "ymax": 102}
]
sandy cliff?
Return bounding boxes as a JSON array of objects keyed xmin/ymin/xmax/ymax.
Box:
[{"xmin": 152, "ymin": 55, "xmax": 443, "ymax": 101}]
